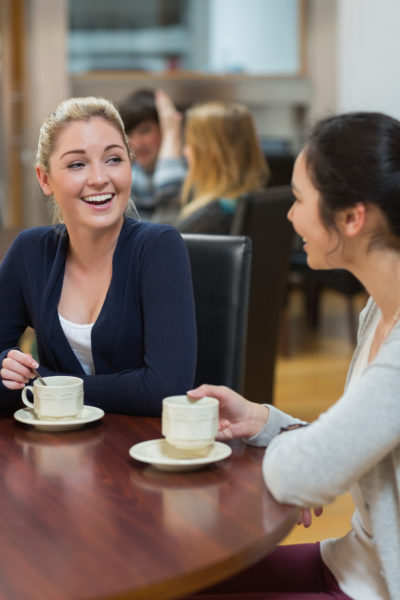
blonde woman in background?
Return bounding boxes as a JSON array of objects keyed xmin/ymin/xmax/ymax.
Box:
[{"xmin": 177, "ymin": 101, "xmax": 270, "ymax": 234}]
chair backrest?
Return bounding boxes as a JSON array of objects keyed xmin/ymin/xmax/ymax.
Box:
[
  {"xmin": 231, "ymin": 186, "xmax": 295, "ymax": 404},
  {"xmin": 182, "ymin": 234, "xmax": 252, "ymax": 393}
]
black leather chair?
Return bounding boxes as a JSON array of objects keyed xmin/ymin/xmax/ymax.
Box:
[
  {"xmin": 265, "ymin": 153, "xmax": 295, "ymax": 187},
  {"xmin": 182, "ymin": 234, "xmax": 252, "ymax": 393},
  {"xmin": 231, "ymin": 186, "xmax": 295, "ymax": 404}
]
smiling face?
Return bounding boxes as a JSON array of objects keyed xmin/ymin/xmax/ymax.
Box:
[
  {"xmin": 36, "ymin": 117, "xmax": 132, "ymax": 234},
  {"xmin": 127, "ymin": 119, "xmax": 161, "ymax": 172},
  {"xmin": 288, "ymin": 150, "xmax": 341, "ymax": 270}
]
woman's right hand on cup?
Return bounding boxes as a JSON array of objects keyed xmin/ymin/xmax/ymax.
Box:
[
  {"xmin": 1, "ymin": 349, "xmax": 39, "ymax": 390},
  {"xmin": 187, "ymin": 384, "xmax": 269, "ymax": 441}
]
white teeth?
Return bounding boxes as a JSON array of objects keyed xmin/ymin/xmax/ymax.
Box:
[{"xmin": 82, "ymin": 194, "xmax": 113, "ymax": 203}]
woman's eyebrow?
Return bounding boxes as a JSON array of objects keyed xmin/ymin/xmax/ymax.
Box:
[
  {"xmin": 60, "ymin": 144, "xmax": 124, "ymax": 160},
  {"xmin": 104, "ymin": 144, "xmax": 125, "ymax": 152},
  {"xmin": 60, "ymin": 149, "xmax": 85, "ymax": 159}
]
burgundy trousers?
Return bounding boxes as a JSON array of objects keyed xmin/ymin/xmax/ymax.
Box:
[{"xmin": 185, "ymin": 543, "xmax": 353, "ymax": 599}]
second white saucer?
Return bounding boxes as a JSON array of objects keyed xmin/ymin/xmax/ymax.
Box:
[{"xmin": 129, "ymin": 439, "xmax": 232, "ymax": 471}]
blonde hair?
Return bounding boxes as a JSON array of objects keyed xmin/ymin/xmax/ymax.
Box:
[
  {"xmin": 181, "ymin": 102, "xmax": 269, "ymax": 217},
  {"xmin": 36, "ymin": 96, "xmax": 135, "ymax": 223}
]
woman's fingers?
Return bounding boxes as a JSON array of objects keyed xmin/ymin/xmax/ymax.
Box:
[
  {"xmin": 1, "ymin": 350, "xmax": 38, "ymax": 387},
  {"xmin": 187, "ymin": 384, "xmax": 243, "ymax": 407},
  {"xmin": 187, "ymin": 383, "xmax": 223, "ymax": 399},
  {"xmin": 297, "ymin": 508, "xmax": 312, "ymax": 527},
  {"xmin": 1, "ymin": 378, "xmax": 26, "ymax": 390},
  {"xmin": 297, "ymin": 507, "xmax": 324, "ymax": 528},
  {"xmin": 1, "ymin": 366, "xmax": 28, "ymax": 384}
]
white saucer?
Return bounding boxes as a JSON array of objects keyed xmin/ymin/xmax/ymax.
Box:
[
  {"xmin": 129, "ymin": 439, "xmax": 232, "ymax": 471},
  {"xmin": 14, "ymin": 406, "xmax": 105, "ymax": 431}
]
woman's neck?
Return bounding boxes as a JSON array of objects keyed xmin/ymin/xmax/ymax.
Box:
[
  {"xmin": 353, "ymin": 248, "xmax": 400, "ymax": 321},
  {"xmin": 65, "ymin": 220, "xmax": 123, "ymax": 271}
]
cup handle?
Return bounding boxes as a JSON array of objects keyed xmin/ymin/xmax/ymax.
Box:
[{"xmin": 21, "ymin": 386, "xmax": 34, "ymax": 409}]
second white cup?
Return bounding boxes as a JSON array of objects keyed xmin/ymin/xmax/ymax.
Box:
[{"xmin": 162, "ymin": 395, "xmax": 219, "ymax": 450}]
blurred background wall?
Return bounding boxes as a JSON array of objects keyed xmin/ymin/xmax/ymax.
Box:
[{"xmin": 1, "ymin": 0, "xmax": 400, "ymax": 228}]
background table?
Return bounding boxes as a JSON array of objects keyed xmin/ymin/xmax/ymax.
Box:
[{"xmin": 0, "ymin": 409, "xmax": 297, "ymax": 600}]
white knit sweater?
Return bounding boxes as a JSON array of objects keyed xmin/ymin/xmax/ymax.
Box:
[{"xmin": 249, "ymin": 297, "xmax": 400, "ymax": 599}]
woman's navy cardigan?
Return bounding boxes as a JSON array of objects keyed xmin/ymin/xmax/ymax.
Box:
[{"xmin": 0, "ymin": 218, "xmax": 197, "ymax": 415}]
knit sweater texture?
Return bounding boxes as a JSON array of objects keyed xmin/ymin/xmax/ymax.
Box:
[{"xmin": 249, "ymin": 297, "xmax": 400, "ymax": 599}]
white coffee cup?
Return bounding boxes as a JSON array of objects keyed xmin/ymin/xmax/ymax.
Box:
[
  {"xmin": 21, "ymin": 376, "xmax": 84, "ymax": 420},
  {"xmin": 162, "ymin": 395, "xmax": 219, "ymax": 450}
]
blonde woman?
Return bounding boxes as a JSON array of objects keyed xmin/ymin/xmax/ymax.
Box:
[
  {"xmin": 0, "ymin": 97, "xmax": 196, "ymax": 414},
  {"xmin": 177, "ymin": 101, "xmax": 270, "ymax": 233}
]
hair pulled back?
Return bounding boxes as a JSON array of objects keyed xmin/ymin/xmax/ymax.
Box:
[
  {"xmin": 36, "ymin": 96, "xmax": 137, "ymax": 223},
  {"xmin": 36, "ymin": 96, "xmax": 133, "ymax": 173},
  {"xmin": 305, "ymin": 112, "xmax": 400, "ymax": 248}
]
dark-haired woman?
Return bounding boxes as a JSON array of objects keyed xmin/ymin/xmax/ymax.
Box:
[{"xmin": 185, "ymin": 112, "xmax": 400, "ymax": 599}]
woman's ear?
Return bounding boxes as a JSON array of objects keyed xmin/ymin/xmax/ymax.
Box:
[
  {"xmin": 36, "ymin": 166, "xmax": 53, "ymax": 196},
  {"xmin": 337, "ymin": 202, "xmax": 366, "ymax": 238}
]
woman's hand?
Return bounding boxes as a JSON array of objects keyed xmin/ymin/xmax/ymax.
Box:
[
  {"xmin": 1, "ymin": 349, "xmax": 39, "ymax": 390},
  {"xmin": 187, "ymin": 384, "xmax": 269, "ymax": 440},
  {"xmin": 297, "ymin": 507, "xmax": 324, "ymax": 528}
]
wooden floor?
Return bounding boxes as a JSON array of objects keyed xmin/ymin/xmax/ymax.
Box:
[{"xmin": 274, "ymin": 288, "xmax": 367, "ymax": 545}]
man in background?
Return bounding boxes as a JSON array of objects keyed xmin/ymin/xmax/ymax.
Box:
[{"xmin": 119, "ymin": 88, "xmax": 186, "ymax": 223}]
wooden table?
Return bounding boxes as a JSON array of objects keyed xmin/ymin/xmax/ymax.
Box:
[{"xmin": 0, "ymin": 409, "xmax": 297, "ymax": 600}]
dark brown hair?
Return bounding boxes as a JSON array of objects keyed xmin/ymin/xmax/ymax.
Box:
[
  {"xmin": 118, "ymin": 88, "xmax": 158, "ymax": 134},
  {"xmin": 304, "ymin": 112, "xmax": 400, "ymax": 248}
]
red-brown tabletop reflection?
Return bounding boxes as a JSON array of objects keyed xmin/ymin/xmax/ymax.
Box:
[{"xmin": 0, "ymin": 410, "xmax": 297, "ymax": 599}]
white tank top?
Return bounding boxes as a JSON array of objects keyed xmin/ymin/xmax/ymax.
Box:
[{"xmin": 58, "ymin": 313, "xmax": 95, "ymax": 375}]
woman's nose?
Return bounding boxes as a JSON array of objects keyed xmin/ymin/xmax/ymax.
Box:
[
  {"xmin": 287, "ymin": 203, "xmax": 294, "ymax": 222},
  {"xmin": 88, "ymin": 162, "xmax": 107, "ymax": 185}
]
